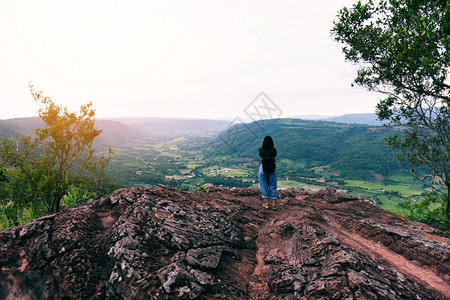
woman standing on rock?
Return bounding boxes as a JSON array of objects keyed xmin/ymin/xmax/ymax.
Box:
[{"xmin": 259, "ymin": 136, "xmax": 278, "ymax": 210}]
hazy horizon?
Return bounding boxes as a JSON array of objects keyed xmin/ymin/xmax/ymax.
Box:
[
  {"xmin": 0, "ymin": 112, "xmax": 380, "ymax": 123},
  {"xmin": 1, "ymin": 1, "xmax": 382, "ymax": 120}
]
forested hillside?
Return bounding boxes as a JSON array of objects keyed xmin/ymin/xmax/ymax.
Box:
[
  {"xmin": 0, "ymin": 117, "xmax": 43, "ymax": 138},
  {"xmin": 208, "ymin": 118, "xmax": 400, "ymax": 179}
]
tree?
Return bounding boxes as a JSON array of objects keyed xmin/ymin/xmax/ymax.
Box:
[
  {"xmin": 0, "ymin": 136, "xmax": 47, "ymax": 227},
  {"xmin": 0, "ymin": 83, "xmax": 113, "ymax": 223},
  {"xmin": 29, "ymin": 83, "xmax": 105, "ymax": 213},
  {"xmin": 332, "ymin": 0, "xmax": 450, "ymax": 220}
]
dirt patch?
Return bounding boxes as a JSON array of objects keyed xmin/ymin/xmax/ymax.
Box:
[{"xmin": 321, "ymin": 220, "xmax": 450, "ymax": 298}]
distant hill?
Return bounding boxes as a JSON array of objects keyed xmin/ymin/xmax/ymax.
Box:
[
  {"xmin": 0, "ymin": 117, "xmax": 43, "ymax": 138},
  {"xmin": 109, "ymin": 118, "xmax": 229, "ymax": 136},
  {"xmin": 292, "ymin": 114, "xmax": 334, "ymax": 120},
  {"xmin": 324, "ymin": 113, "xmax": 384, "ymax": 126},
  {"xmin": 294, "ymin": 113, "xmax": 384, "ymax": 126},
  {"xmin": 0, "ymin": 118, "xmax": 139, "ymax": 148},
  {"xmin": 0, "ymin": 117, "xmax": 229, "ymax": 148}
]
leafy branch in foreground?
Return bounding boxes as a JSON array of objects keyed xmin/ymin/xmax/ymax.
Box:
[{"xmin": 332, "ymin": 0, "xmax": 449, "ymax": 221}]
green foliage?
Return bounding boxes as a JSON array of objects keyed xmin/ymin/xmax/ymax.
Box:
[
  {"xmin": 81, "ymin": 146, "xmax": 116, "ymax": 196},
  {"xmin": 0, "ymin": 160, "xmax": 47, "ymax": 229},
  {"xmin": 175, "ymin": 185, "xmax": 188, "ymax": 192},
  {"xmin": 398, "ymin": 195, "xmax": 449, "ymax": 231},
  {"xmin": 61, "ymin": 186, "xmax": 93, "ymax": 207},
  {"xmin": 386, "ymin": 132, "xmax": 449, "ymax": 192},
  {"xmin": 196, "ymin": 185, "xmax": 210, "ymax": 193},
  {"xmin": 332, "ymin": 0, "xmax": 450, "ymax": 221},
  {"xmin": 0, "ymin": 137, "xmax": 45, "ymax": 227}
]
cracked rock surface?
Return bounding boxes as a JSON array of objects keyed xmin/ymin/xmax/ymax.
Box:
[{"xmin": 0, "ymin": 184, "xmax": 449, "ymax": 299}]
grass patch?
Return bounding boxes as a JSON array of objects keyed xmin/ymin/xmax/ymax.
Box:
[
  {"xmin": 186, "ymin": 164, "xmax": 201, "ymax": 169},
  {"xmin": 343, "ymin": 180, "xmax": 424, "ymax": 198},
  {"xmin": 277, "ymin": 180, "xmax": 323, "ymax": 191}
]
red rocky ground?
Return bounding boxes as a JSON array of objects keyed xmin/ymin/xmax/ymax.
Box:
[{"xmin": 0, "ymin": 185, "xmax": 449, "ymax": 299}]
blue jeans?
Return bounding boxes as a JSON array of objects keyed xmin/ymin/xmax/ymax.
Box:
[{"xmin": 259, "ymin": 164, "xmax": 277, "ymax": 199}]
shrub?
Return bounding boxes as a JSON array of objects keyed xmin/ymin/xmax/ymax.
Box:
[{"xmin": 399, "ymin": 195, "xmax": 449, "ymax": 232}]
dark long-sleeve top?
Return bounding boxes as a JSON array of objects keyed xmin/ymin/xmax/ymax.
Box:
[{"xmin": 259, "ymin": 147, "xmax": 277, "ymax": 166}]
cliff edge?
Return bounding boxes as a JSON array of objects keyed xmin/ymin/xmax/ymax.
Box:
[{"xmin": 1, "ymin": 185, "xmax": 449, "ymax": 299}]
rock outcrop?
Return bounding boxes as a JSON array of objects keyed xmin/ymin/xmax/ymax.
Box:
[{"xmin": 0, "ymin": 185, "xmax": 449, "ymax": 299}]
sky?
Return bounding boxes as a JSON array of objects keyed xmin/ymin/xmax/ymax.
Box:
[{"xmin": 0, "ymin": 0, "xmax": 382, "ymax": 120}]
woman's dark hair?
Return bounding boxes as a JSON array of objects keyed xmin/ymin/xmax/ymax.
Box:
[{"xmin": 261, "ymin": 136, "xmax": 275, "ymax": 149}]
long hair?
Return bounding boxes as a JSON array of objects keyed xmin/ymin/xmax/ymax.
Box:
[{"xmin": 261, "ymin": 136, "xmax": 275, "ymax": 149}]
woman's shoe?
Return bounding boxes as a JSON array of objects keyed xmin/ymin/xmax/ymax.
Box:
[{"xmin": 262, "ymin": 203, "xmax": 270, "ymax": 209}]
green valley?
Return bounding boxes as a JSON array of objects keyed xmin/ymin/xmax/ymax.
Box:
[
  {"xmin": 99, "ymin": 118, "xmax": 428, "ymax": 213},
  {"xmin": 1, "ymin": 117, "xmax": 430, "ymax": 214}
]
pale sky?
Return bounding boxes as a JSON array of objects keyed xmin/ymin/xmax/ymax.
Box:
[{"xmin": 0, "ymin": 0, "xmax": 382, "ymax": 120}]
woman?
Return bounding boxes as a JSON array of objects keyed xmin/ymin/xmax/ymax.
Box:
[{"xmin": 259, "ymin": 136, "xmax": 278, "ymax": 210}]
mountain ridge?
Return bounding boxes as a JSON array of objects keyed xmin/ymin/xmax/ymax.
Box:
[
  {"xmin": 293, "ymin": 113, "xmax": 383, "ymax": 125},
  {"xmin": 0, "ymin": 117, "xmax": 230, "ymax": 148},
  {"xmin": 0, "ymin": 113, "xmax": 381, "ymax": 141}
]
